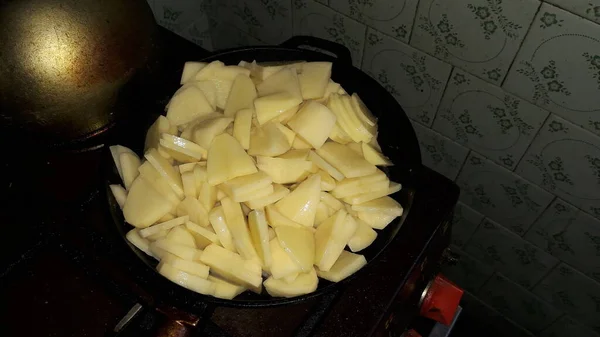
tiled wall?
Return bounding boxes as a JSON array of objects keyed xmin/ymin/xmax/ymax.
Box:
[{"xmin": 146, "ymin": 0, "xmax": 600, "ymax": 335}]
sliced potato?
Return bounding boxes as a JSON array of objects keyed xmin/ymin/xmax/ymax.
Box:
[
  {"xmin": 176, "ymin": 197, "xmax": 210, "ymax": 227},
  {"xmin": 224, "ymin": 74, "xmax": 257, "ymax": 117},
  {"xmin": 191, "ymin": 117, "xmax": 234, "ymax": 149},
  {"xmin": 317, "ymin": 170, "xmax": 336, "ymax": 191},
  {"xmin": 362, "ymin": 142, "xmax": 393, "ymax": 166},
  {"xmin": 342, "ymin": 182, "xmax": 401, "ymax": 205},
  {"xmin": 316, "ymin": 142, "xmax": 377, "ymax": 179},
  {"xmin": 316, "ymin": 250, "xmax": 366, "ymax": 282},
  {"xmin": 298, "ymin": 62, "xmax": 332, "ymax": 99},
  {"xmin": 145, "ymin": 148, "xmax": 184, "ymax": 198},
  {"xmin": 181, "ymin": 171, "xmax": 197, "ymax": 198},
  {"xmin": 347, "ymin": 218, "xmax": 377, "ymax": 252},
  {"xmin": 126, "ymin": 229, "xmax": 153, "ymax": 256},
  {"xmin": 275, "ymin": 174, "xmax": 321, "ymax": 227},
  {"xmin": 165, "ymin": 226, "xmax": 196, "ymax": 248},
  {"xmin": 200, "ymin": 244, "xmax": 262, "ymax": 290},
  {"xmin": 249, "ymin": 122, "xmax": 293, "ymax": 157},
  {"xmin": 180, "ymin": 61, "xmax": 207, "ymax": 84},
  {"xmin": 166, "ymin": 85, "xmax": 214, "ymax": 126},
  {"xmin": 268, "ymin": 238, "xmax": 302, "ymax": 279},
  {"xmin": 198, "ymin": 182, "xmax": 217, "ymax": 212},
  {"xmin": 244, "ymin": 184, "xmax": 290, "ymax": 209},
  {"xmin": 357, "ymin": 211, "xmax": 398, "ymax": 230},
  {"xmin": 109, "ymin": 145, "xmax": 136, "ymax": 182},
  {"xmin": 314, "ymin": 209, "xmax": 357, "ymax": 271},
  {"xmin": 157, "ymin": 262, "xmax": 215, "ymax": 295},
  {"xmin": 256, "ymin": 156, "xmax": 312, "ymax": 184},
  {"xmin": 264, "ymin": 268, "xmax": 318, "ymax": 298},
  {"xmin": 151, "ymin": 238, "xmax": 203, "ymax": 261},
  {"xmin": 254, "ymin": 92, "xmax": 302, "ymax": 125},
  {"xmin": 123, "ymin": 178, "xmax": 172, "ymax": 228},
  {"xmin": 275, "ymin": 226, "xmax": 314, "ymax": 272},
  {"xmin": 208, "ymin": 206, "xmax": 236, "ymax": 252},
  {"xmin": 208, "ymin": 275, "xmax": 246, "ymax": 299},
  {"xmin": 161, "ymin": 253, "xmax": 210, "ymax": 278},
  {"xmin": 248, "ymin": 210, "xmax": 272, "ymax": 268},
  {"xmin": 265, "ymin": 205, "xmax": 305, "ymax": 229},
  {"xmin": 139, "ymin": 215, "xmax": 189, "ymax": 238},
  {"xmin": 110, "ymin": 184, "xmax": 127, "ymax": 209},
  {"xmin": 145, "ymin": 116, "xmax": 179, "ymax": 152},
  {"xmin": 233, "ymin": 108, "xmax": 253, "ymax": 150},
  {"xmin": 207, "ymin": 133, "xmax": 258, "ymax": 186},
  {"xmin": 308, "ymin": 150, "xmax": 344, "ymax": 181},
  {"xmin": 351, "ymin": 196, "xmax": 403, "ymax": 216},
  {"xmin": 287, "ymin": 101, "xmax": 336, "ymax": 149},
  {"xmin": 221, "ymin": 197, "xmax": 258, "ymax": 260},
  {"xmin": 219, "ymin": 171, "xmax": 272, "ymax": 201},
  {"xmin": 160, "ymin": 134, "xmax": 207, "ymax": 162},
  {"xmin": 331, "ymin": 170, "xmax": 388, "ymax": 198},
  {"xmin": 256, "ymin": 68, "xmax": 302, "ymax": 101},
  {"xmin": 185, "ymin": 221, "xmax": 220, "ymax": 249}
]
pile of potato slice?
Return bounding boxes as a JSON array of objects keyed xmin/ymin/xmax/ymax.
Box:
[{"xmin": 108, "ymin": 59, "xmax": 403, "ymax": 299}]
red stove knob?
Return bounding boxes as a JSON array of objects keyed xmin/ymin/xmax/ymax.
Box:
[{"xmin": 418, "ymin": 274, "xmax": 463, "ymax": 326}]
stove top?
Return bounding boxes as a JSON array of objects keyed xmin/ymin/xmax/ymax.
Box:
[{"xmin": 0, "ymin": 29, "xmax": 459, "ymax": 337}]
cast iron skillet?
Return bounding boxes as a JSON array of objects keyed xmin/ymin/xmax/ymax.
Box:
[{"xmin": 106, "ymin": 36, "xmax": 422, "ymax": 335}]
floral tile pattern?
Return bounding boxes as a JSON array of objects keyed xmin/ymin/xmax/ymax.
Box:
[
  {"xmin": 410, "ymin": 0, "xmax": 540, "ymax": 84},
  {"xmin": 154, "ymin": 0, "xmax": 208, "ymax": 37},
  {"xmin": 433, "ymin": 69, "xmax": 549, "ymax": 170},
  {"xmin": 456, "ymin": 152, "xmax": 554, "ymax": 235},
  {"xmin": 503, "ymin": 3, "xmax": 600, "ymax": 136},
  {"xmin": 451, "ymin": 201, "xmax": 485, "ymax": 247},
  {"xmin": 545, "ymin": 0, "xmax": 600, "ymax": 24},
  {"xmin": 363, "ymin": 29, "xmax": 452, "ymax": 127},
  {"xmin": 478, "ymin": 273, "xmax": 561, "ymax": 333},
  {"xmin": 211, "ymin": 0, "xmax": 293, "ymax": 45},
  {"xmin": 540, "ymin": 315, "xmax": 600, "ymax": 337},
  {"xmin": 516, "ymin": 115, "xmax": 600, "ymax": 219},
  {"xmin": 464, "ymin": 218, "xmax": 558, "ymax": 288},
  {"xmin": 410, "ymin": 121, "xmax": 469, "ymax": 181},
  {"xmin": 526, "ymin": 199, "xmax": 600, "ymax": 283},
  {"xmin": 459, "ymin": 292, "xmax": 535, "ymax": 337},
  {"xmin": 533, "ymin": 263, "xmax": 600, "ymax": 333},
  {"xmin": 293, "ymin": 0, "xmax": 367, "ymax": 67},
  {"xmin": 177, "ymin": 15, "xmax": 214, "ymax": 50},
  {"xmin": 329, "ymin": 0, "xmax": 419, "ymax": 43},
  {"xmin": 209, "ymin": 17, "xmax": 265, "ymax": 50},
  {"xmin": 442, "ymin": 246, "xmax": 494, "ymax": 293}
]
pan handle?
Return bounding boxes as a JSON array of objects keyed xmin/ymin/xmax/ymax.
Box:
[
  {"xmin": 280, "ymin": 36, "xmax": 353, "ymax": 65},
  {"xmin": 154, "ymin": 306, "xmax": 200, "ymax": 337}
]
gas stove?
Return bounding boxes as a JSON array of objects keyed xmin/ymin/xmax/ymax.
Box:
[{"xmin": 0, "ymin": 28, "xmax": 461, "ymax": 337}]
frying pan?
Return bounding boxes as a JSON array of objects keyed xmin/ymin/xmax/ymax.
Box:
[{"xmin": 106, "ymin": 36, "xmax": 422, "ymax": 336}]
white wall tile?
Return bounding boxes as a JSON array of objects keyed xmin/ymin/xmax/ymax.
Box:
[
  {"xmin": 442, "ymin": 246, "xmax": 494, "ymax": 293},
  {"xmin": 516, "ymin": 115, "xmax": 600, "ymax": 220},
  {"xmin": 411, "ymin": 121, "xmax": 469, "ymax": 181},
  {"xmin": 504, "ymin": 3, "xmax": 600, "ymax": 136},
  {"xmin": 212, "ymin": 0, "xmax": 293, "ymax": 45},
  {"xmin": 545, "ymin": 0, "xmax": 600, "ymax": 24},
  {"xmin": 478, "ymin": 273, "xmax": 561, "ymax": 333},
  {"xmin": 329, "ymin": 0, "xmax": 419, "ymax": 43},
  {"xmin": 362, "ymin": 29, "xmax": 452, "ymax": 127},
  {"xmin": 411, "ymin": 0, "xmax": 540, "ymax": 84},
  {"xmin": 540, "ymin": 315, "xmax": 600, "ymax": 337},
  {"xmin": 292, "ymin": 0, "xmax": 367, "ymax": 67},
  {"xmin": 451, "ymin": 201, "xmax": 485, "ymax": 248},
  {"xmin": 456, "ymin": 152, "xmax": 554, "ymax": 235},
  {"xmin": 433, "ymin": 69, "xmax": 550, "ymax": 170},
  {"xmin": 526, "ymin": 199, "xmax": 600, "ymax": 283},
  {"xmin": 464, "ymin": 218, "xmax": 558, "ymax": 288},
  {"xmin": 533, "ymin": 263, "xmax": 600, "ymax": 334}
]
